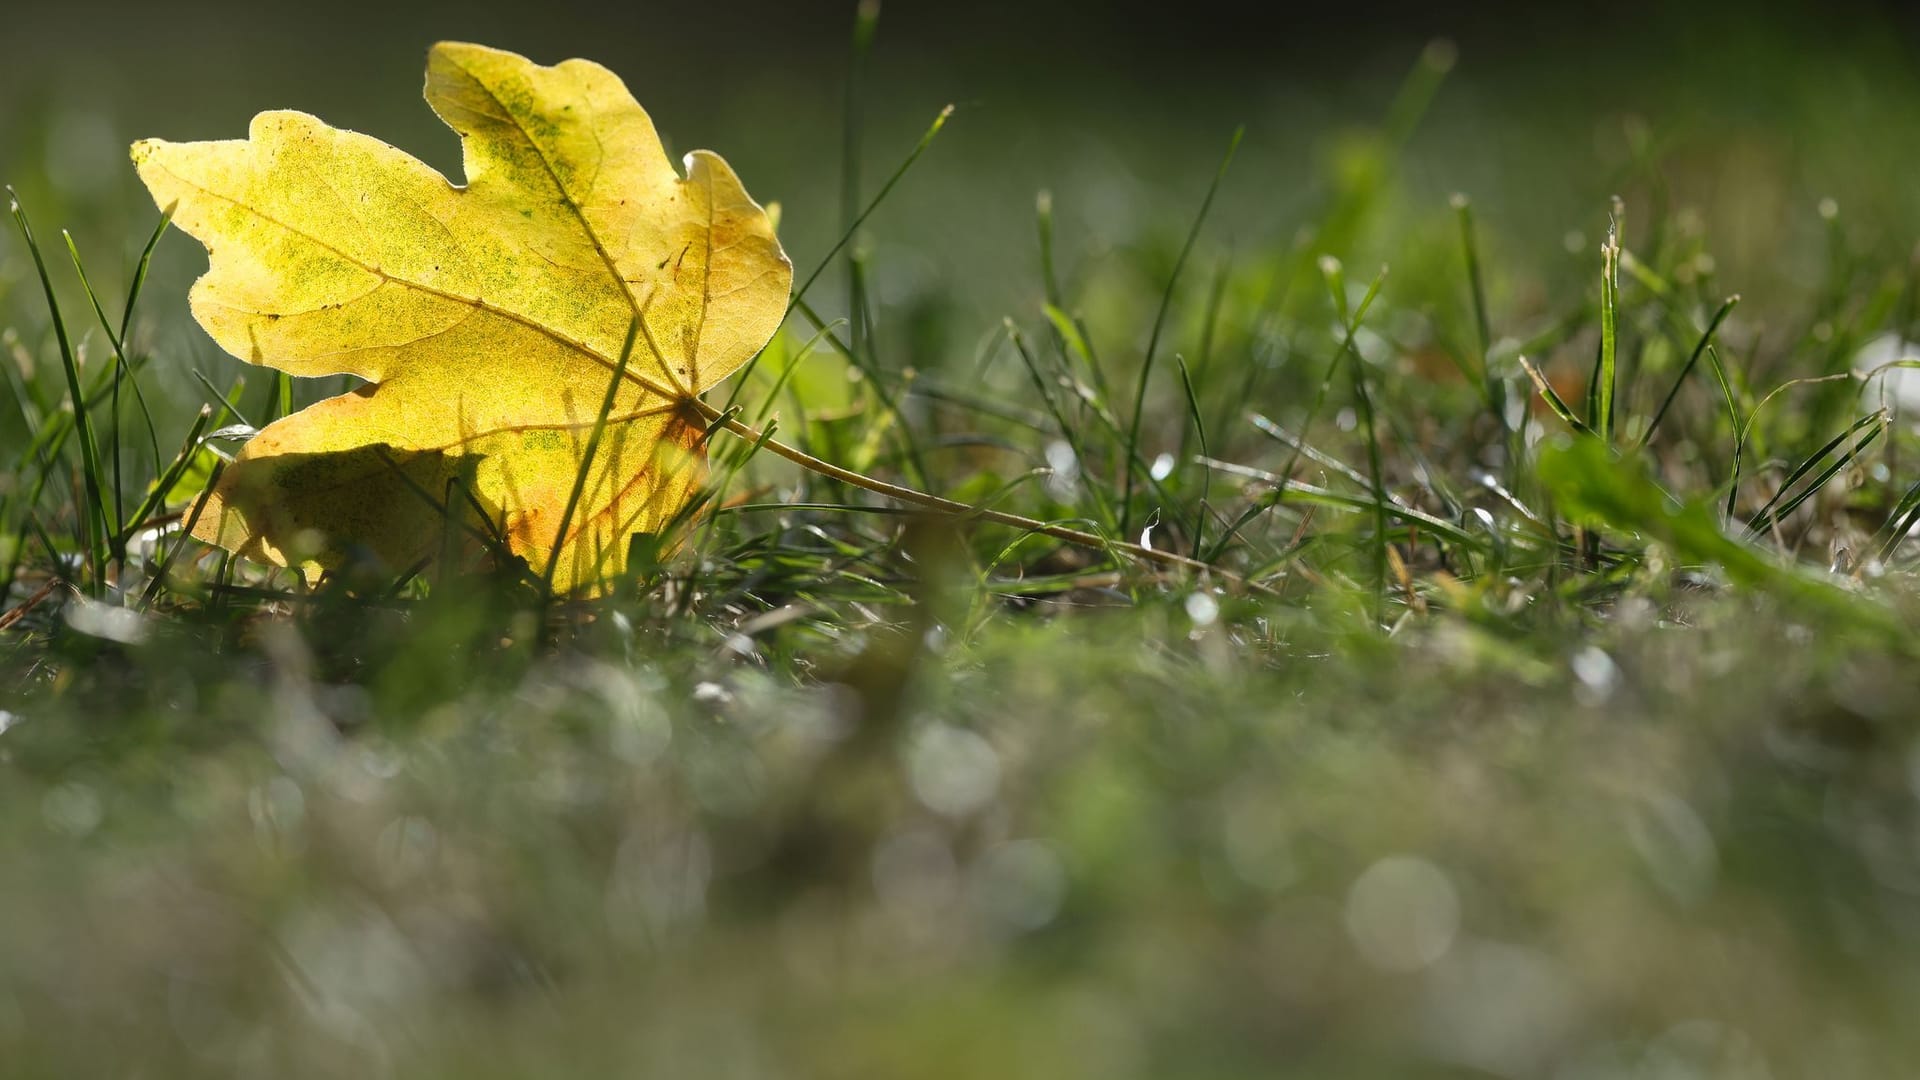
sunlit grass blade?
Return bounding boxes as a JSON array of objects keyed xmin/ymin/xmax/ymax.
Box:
[
  {"xmin": 1122, "ymin": 124, "xmax": 1242, "ymax": 535},
  {"xmin": 794, "ymin": 104, "xmax": 951, "ymax": 324},
  {"xmin": 1384, "ymin": 40, "xmax": 1457, "ymax": 145},
  {"xmin": 62, "ymin": 228, "xmax": 167, "ymax": 550},
  {"xmin": 1043, "ymin": 303, "xmax": 1109, "ymax": 402},
  {"xmin": 0, "ymin": 413, "xmax": 77, "ymax": 599},
  {"xmin": 839, "ymin": 0, "xmax": 882, "ymax": 380},
  {"xmin": 115, "ymin": 405, "xmax": 213, "ymax": 548},
  {"xmin": 1726, "ymin": 371, "xmax": 1853, "ymax": 523},
  {"xmin": 1203, "ymin": 263, "xmax": 1388, "ymax": 564},
  {"xmin": 1519, "ymin": 356, "xmax": 1592, "ymax": 434},
  {"xmin": 752, "ymin": 320, "xmax": 846, "ymax": 428},
  {"xmin": 1326, "ymin": 260, "xmax": 1391, "ymax": 617},
  {"xmin": 1876, "ymin": 475, "xmax": 1920, "ymax": 562},
  {"xmin": 1641, "ymin": 294, "xmax": 1740, "ymax": 448},
  {"xmin": 1282, "ymin": 262, "xmax": 1388, "ymax": 486},
  {"xmin": 1007, "ymin": 323, "xmax": 1118, "ymax": 530},
  {"xmin": 10, "ymin": 188, "xmax": 109, "ymax": 596},
  {"xmin": 189, "ymin": 368, "xmax": 258, "ymax": 429},
  {"xmin": 1594, "ymin": 215, "xmax": 1621, "ymax": 444},
  {"xmin": 362, "ymin": 449, "xmax": 537, "ymax": 593},
  {"xmin": 1014, "ymin": 320, "xmax": 1195, "ymax": 543},
  {"xmin": 1175, "ymin": 354, "xmax": 1209, "ymax": 558},
  {"xmin": 1037, "ymin": 189, "xmax": 1063, "ymax": 311},
  {"xmin": 542, "ymin": 317, "xmax": 640, "ymax": 594},
  {"xmin": 138, "ymin": 460, "xmax": 225, "ymax": 610},
  {"xmin": 790, "ymin": 296, "xmax": 931, "ymax": 488},
  {"xmin": 723, "ymin": 97, "xmax": 953, "ymax": 419},
  {"xmin": 269, "ymin": 370, "xmax": 292, "ymax": 423},
  {"xmin": 120, "ymin": 211, "xmax": 173, "ymax": 342},
  {"xmin": 1743, "ymin": 411, "xmax": 1886, "ymax": 538},
  {"xmin": 696, "ymin": 418, "xmax": 781, "ymax": 553},
  {"xmin": 1201, "ymin": 457, "xmax": 1484, "ymax": 552},
  {"xmin": 1176, "ymin": 258, "xmax": 1230, "ymax": 492},
  {"xmin": 1247, "ymin": 412, "xmax": 1373, "ymax": 490},
  {"xmin": 1451, "ymin": 193, "xmax": 1498, "ymax": 413}
]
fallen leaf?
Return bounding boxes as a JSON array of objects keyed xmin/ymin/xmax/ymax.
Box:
[{"xmin": 133, "ymin": 41, "xmax": 791, "ymax": 593}]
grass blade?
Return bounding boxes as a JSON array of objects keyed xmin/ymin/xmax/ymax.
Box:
[
  {"xmin": 116, "ymin": 405, "xmax": 214, "ymax": 547},
  {"xmin": 1640, "ymin": 294, "xmax": 1740, "ymax": 448},
  {"xmin": 62, "ymin": 228, "xmax": 166, "ymax": 550},
  {"xmin": 10, "ymin": 188, "xmax": 109, "ymax": 596},
  {"xmin": 1174, "ymin": 354, "xmax": 1210, "ymax": 558},
  {"xmin": 1122, "ymin": 124, "xmax": 1242, "ymax": 535},
  {"xmin": 139, "ymin": 460, "xmax": 225, "ymax": 610},
  {"xmin": 723, "ymin": 103, "xmax": 951, "ymax": 416},
  {"xmin": 1327, "ymin": 262, "xmax": 1391, "ymax": 618},
  {"xmin": 1743, "ymin": 411, "xmax": 1886, "ymax": 538},
  {"xmin": 1519, "ymin": 356, "xmax": 1592, "ymax": 435},
  {"xmin": 542, "ymin": 318, "xmax": 641, "ymax": 594},
  {"xmin": 1451, "ymin": 193, "xmax": 1499, "ymax": 415},
  {"xmin": 1595, "ymin": 216, "xmax": 1621, "ymax": 444}
]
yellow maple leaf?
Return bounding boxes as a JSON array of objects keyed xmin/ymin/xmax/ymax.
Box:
[{"xmin": 132, "ymin": 41, "xmax": 792, "ymax": 594}]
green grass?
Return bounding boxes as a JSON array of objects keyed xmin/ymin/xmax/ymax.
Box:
[{"xmin": 8, "ymin": 9, "xmax": 1920, "ymax": 1077}]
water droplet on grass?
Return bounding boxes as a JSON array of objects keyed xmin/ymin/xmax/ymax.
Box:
[
  {"xmin": 1185, "ymin": 591, "xmax": 1219, "ymax": 627},
  {"xmin": 1571, "ymin": 646, "xmax": 1619, "ymax": 703}
]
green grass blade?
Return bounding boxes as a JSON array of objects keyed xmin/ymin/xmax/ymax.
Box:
[
  {"xmin": 1247, "ymin": 412, "xmax": 1373, "ymax": 490},
  {"xmin": 116, "ymin": 405, "xmax": 213, "ymax": 546},
  {"xmin": 61, "ymin": 228, "xmax": 165, "ymax": 549},
  {"xmin": 790, "ymin": 104, "xmax": 951, "ymax": 323},
  {"xmin": 119, "ymin": 211, "xmax": 173, "ymax": 343},
  {"xmin": 1705, "ymin": 345, "xmax": 1745, "ymax": 522},
  {"xmin": 1640, "ymin": 294, "xmax": 1740, "ymax": 449},
  {"xmin": 1174, "ymin": 354, "xmax": 1209, "ymax": 558},
  {"xmin": 1743, "ymin": 412, "xmax": 1886, "ymax": 538},
  {"xmin": 790, "ymin": 297, "xmax": 931, "ymax": 489},
  {"xmin": 10, "ymin": 189, "xmax": 109, "ymax": 597},
  {"xmin": 1452, "ymin": 193, "xmax": 1497, "ymax": 409},
  {"xmin": 1201, "ymin": 458, "xmax": 1484, "ymax": 552},
  {"xmin": 1008, "ymin": 324, "xmax": 1118, "ymax": 530},
  {"xmin": 1329, "ymin": 265, "xmax": 1391, "ymax": 618},
  {"xmin": 1279, "ymin": 262, "xmax": 1389, "ymax": 487},
  {"xmin": 1037, "ymin": 189, "xmax": 1063, "ymax": 310},
  {"xmin": 1876, "ymin": 475, "xmax": 1920, "ymax": 561},
  {"xmin": 841, "ymin": 0, "xmax": 880, "ymax": 365},
  {"xmin": 1042, "ymin": 304, "xmax": 1104, "ymax": 398},
  {"xmin": 1539, "ymin": 435, "xmax": 1901, "ymax": 641},
  {"xmin": 1384, "ymin": 40, "xmax": 1458, "ymax": 145},
  {"xmin": 542, "ymin": 318, "xmax": 640, "ymax": 594},
  {"xmin": 138, "ymin": 459, "xmax": 225, "ymax": 611},
  {"xmin": 1596, "ymin": 218, "xmax": 1621, "ymax": 445},
  {"xmin": 1519, "ymin": 356, "xmax": 1592, "ymax": 434},
  {"xmin": 752, "ymin": 320, "xmax": 846, "ymax": 429},
  {"xmin": 1200, "ymin": 268, "xmax": 1408, "ymax": 565},
  {"xmin": 191, "ymin": 369, "xmax": 256, "ymax": 429},
  {"xmin": 1121, "ymin": 124, "xmax": 1242, "ymax": 535}
]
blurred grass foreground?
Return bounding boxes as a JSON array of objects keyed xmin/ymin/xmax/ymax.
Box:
[{"xmin": 11, "ymin": 1, "xmax": 1920, "ymax": 1076}]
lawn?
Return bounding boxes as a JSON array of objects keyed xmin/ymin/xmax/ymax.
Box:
[{"xmin": 6, "ymin": 3, "xmax": 1920, "ymax": 1076}]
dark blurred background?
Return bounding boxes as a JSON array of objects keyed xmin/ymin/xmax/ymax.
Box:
[{"xmin": 12, "ymin": 0, "xmax": 1920, "ymax": 336}]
